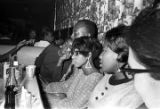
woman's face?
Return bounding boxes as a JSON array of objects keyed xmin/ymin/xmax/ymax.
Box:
[
  {"xmin": 72, "ymin": 49, "xmax": 87, "ymax": 68},
  {"xmin": 99, "ymin": 42, "xmax": 118, "ymax": 73}
]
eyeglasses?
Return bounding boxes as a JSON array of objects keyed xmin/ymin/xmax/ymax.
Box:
[
  {"xmin": 120, "ymin": 67, "xmax": 160, "ymax": 75},
  {"xmin": 71, "ymin": 50, "xmax": 88, "ymax": 56}
]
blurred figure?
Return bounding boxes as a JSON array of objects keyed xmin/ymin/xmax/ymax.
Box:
[
  {"xmin": 35, "ymin": 32, "xmax": 71, "ymax": 84},
  {"xmin": 126, "ymin": 7, "xmax": 160, "ymax": 108},
  {"xmin": 28, "ymin": 29, "xmax": 37, "ymax": 46},
  {"xmin": 34, "ymin": 27, "xmax": 53, "ymax": 47}
]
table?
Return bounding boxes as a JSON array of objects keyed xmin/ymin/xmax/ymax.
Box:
[
  {"xmin": 0, "ymin": 76, "xmax": 44, "ymax": 109},
  {"xmin": 24, "ymin": 76, "xmax": 44, "ymax": 109}
]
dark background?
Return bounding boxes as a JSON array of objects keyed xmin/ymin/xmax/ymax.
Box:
[
  {"xmin": 0, "ymin": 0, "xmax": 56, "ymax": 44},
  {"xmin": 0, "ymin": 0, "xmax": 54, "ymax": 29}
]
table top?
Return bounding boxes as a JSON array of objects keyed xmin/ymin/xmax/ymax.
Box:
[
  {"xmin": 24, "ymin": 76, "xmax": 44, "ymax": 109},
  {"xmin": 0, "ymin": 76, "xmax": 44, "ymax": 109}
]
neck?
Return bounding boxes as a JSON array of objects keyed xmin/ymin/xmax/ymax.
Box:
[
  {"xmin": 113, "ymin": 71, "xmax": 126, "ymax": 80},
  {"xmin": 81, "ymin": 61, "xmax": 97, "ymax": 75}
]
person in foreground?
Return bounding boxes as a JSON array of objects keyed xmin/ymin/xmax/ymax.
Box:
[
  {"xmin": 86, "ymin": 25, "xmax": 143, "ymax": 109},
  {"xmin": 126, "ymin": 7, "xmax": 160, "ymax": 108},
  {"xmin": 45, "ymin": 37, "xmax": 103, "ymax": 109}
]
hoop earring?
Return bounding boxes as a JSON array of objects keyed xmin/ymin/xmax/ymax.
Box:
[{"xmin": 85, "ymin": 56, "xmax": 92, "ymax": 69}]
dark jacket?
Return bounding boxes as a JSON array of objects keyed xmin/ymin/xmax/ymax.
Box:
[{"xmin": 35, "ymin": 44, "xmax": 71, "ymax": 83}]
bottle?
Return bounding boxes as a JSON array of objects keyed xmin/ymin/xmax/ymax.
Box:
[
  {"xmin": 13, "ymin": 56, "xmax": 18, "ymax": 68},
  {"xmin": 13, "ymin": 56, "xmax": 21, "ymax": 84},
  {"xmin": 4, "ymin": 56, "xmax": 18, "ymax": 109}
]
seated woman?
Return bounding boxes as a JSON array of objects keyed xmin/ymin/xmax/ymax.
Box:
[
  {"xmin": 86, "ymin": 25, "xmax": 143, "ymax": 109},
  {"xmin": 126, "ymin": 7, "xmax": 160, "ymax": 108},
  {"xmin": 45, "ymin": 37, "xmax": 103, "ymax": 109}
]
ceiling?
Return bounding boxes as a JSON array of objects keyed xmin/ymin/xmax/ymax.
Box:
[{"xmin": 0, "ymin": 0, "xmax": 55, "ymax": 28}]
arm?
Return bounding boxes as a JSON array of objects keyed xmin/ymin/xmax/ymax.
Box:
[
  {"xmin": 0, "ymin": 40, "xmax": 28, "ymax": 62},
  {"xmin": 60, "ymin": 62, "xmax": 73, "ymax": 81},
  {"xmin": 45, "ymin": 67, "xmax": 78, "ymax": 93}
]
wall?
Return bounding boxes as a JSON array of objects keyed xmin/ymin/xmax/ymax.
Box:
[{"xmin": 54, "ymin": 0, "xmax": 154, "ymax": 34}]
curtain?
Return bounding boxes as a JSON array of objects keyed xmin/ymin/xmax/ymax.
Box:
[{"xmin": 54, "ymin": 0, "xmax": 154, "ymax": 34}]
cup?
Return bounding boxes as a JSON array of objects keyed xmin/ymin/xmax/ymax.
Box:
[
  {"xmin": 26, "ymin": 65, "xmax": 36, "ymax": 78},
  {"xmin": 15, "ymin": 87, "xmax": 32, "ymax": 108}
]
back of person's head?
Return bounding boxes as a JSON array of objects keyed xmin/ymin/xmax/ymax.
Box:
[
  {"xmin": 41, "ymin": 27, "xmax": 53, "ymax": 43},
  {"xmin": 53, "ymin": 34, "xmax": 65, "ymax": 47},
  {"xmin": 72, "ymin": 37, "xmax": 102, "ymax": 69},
  {"xmin": 127, "ymin": 7, "xmax": 160, "ymax": 80},
  {"xmin": 73, "ymin": 19, "xmax": 98, "ymax": 39},
  {"xmin": 104, "ymin": 25, "xmax": 129, "ymax": 63}
]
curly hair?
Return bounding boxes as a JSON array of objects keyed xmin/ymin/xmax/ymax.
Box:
[
  {"xmin": 72, "ymin": 37, "xmax": 102, "ymax": 69},
  {"xmin": 104, "ymin": 25, "xmax": 129, "ymax": 63}
]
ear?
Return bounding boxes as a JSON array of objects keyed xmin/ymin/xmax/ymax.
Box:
[
  {"xmin": 117, "ymin": 52, "xmax": 128, "ymax": 63},
  {"xmin": 87, "ymin": 33, "xmax": 91, "ymax": 37},
  {"xmin": 88, "ymin": 52, "xmax": 92, "ymax": 58}
]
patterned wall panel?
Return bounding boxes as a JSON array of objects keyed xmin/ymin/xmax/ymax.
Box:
[{"xmin": 54, "ymin": 0, "xmax": 154, "ymax": 34}]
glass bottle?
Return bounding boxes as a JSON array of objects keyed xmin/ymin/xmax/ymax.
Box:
[{"xmin": 4, "ymin": 56, "xmax": 18, "ymax": 109}]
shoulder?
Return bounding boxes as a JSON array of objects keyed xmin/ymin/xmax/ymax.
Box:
[
  {"xmin": 44, "ymin": 44, "xmax": 59, "ymax": 52},
  {"xmin": 119, "ymin": 88, "xmax": 143, "ymax": 108}
]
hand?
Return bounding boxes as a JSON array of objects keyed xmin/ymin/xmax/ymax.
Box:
[
  {"xmin": 26, "ymin": 39, "xmax": 35, "ymax": 45},
  {"xmin": 60, "ymin": 75, "xmax": 66, "ymax": 81},
  {"xmin": 16, "ymin": 39, "xmax": 35, "ymax": 49},
  {"xmin": 60, "ymin": 52, "xmax": 71, "ymax": 60},
  {"xmin": 57, "ymin": 53, "xmax": 70, "ymax": 67},
  {"xmin": 60, "ymin": 63, "xmax": 74, "ymax": 81},
  {"xmin": 16, "ymin": 40, "xmax": 27, "ymax": 49}
]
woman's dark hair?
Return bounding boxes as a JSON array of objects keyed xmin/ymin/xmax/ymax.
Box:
[
  {"xmin": 40, "ymin": 27, "xmax": 53, "ymax": 40},
  {"xmin": 72, "ymin": 36, "xmax": 102, "ymax": 69},
  {"xmin": 104, "ymin": 25, "xmax": 129, "ymax": 63},
  {"xmin": 53, "ymin": 34, "xmax": 65, "ymax": 47},
  {"xmin": 152, "ymin": 0, "xmax": 160, "ymax": 8},
  {"xmin": 126, "ymin": 7, "xmax": 160, "ymax": 80}
]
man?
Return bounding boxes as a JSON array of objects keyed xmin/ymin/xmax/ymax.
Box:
[
  {"xmin": 35, "ymin": 19, "xmax": 99, "ymax": 84},
  {"xmin": 34, "ymin": 27, "xmax": 53, "ymax": 47},
  {"xmin": 71, "ymin": 19, "xmax": 98, "ymax": 40}
]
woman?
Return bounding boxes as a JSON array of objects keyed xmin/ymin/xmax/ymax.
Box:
[
  {"xmin": 86, "ymin": 25, "xmax": 143, "ymax": 109},
  {"xmin": 46, "ymin": 37, "xmax": 103, "ymax": 109},
  {"xmin": 126, "ymin": 8, "xmax": 160, "ymax": 108}
]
